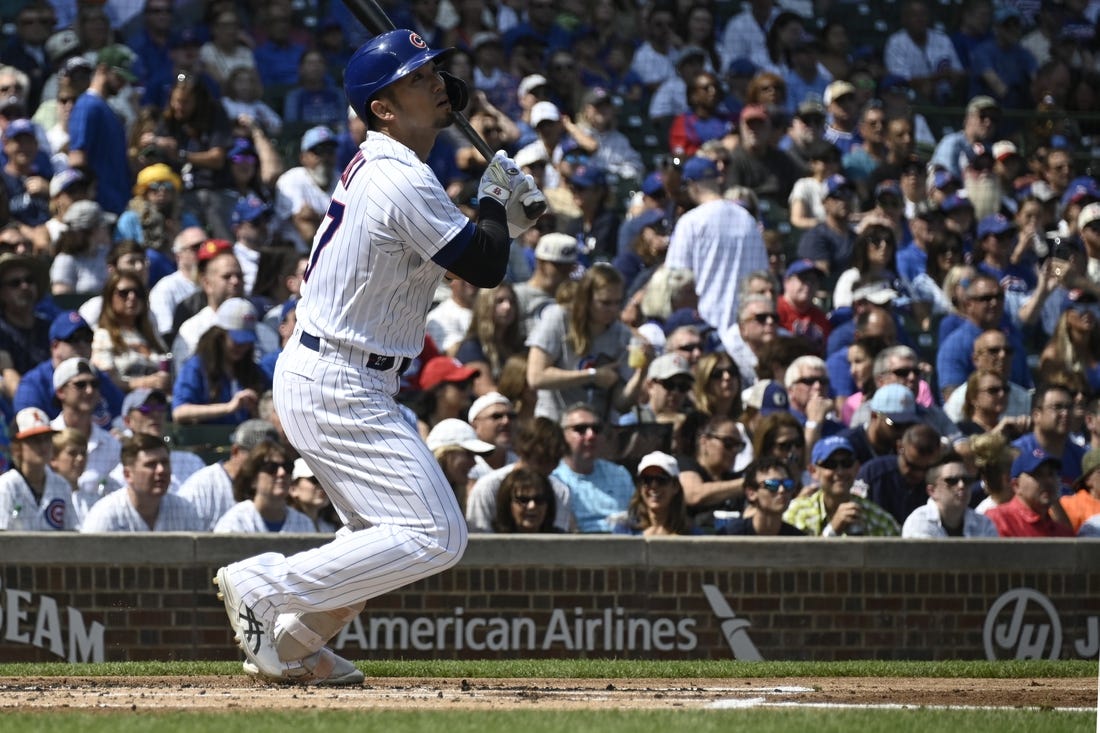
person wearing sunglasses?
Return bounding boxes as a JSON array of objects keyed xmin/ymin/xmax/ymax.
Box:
[
  {"xmin": 80, "ymin": 433, "xmax": 203, "ymax": 532},
  {"xmin": 493, "ymin": 466, "xmax": 559, "ymax": 534},
  {"xmin": 902, "ymin": 452, "xmax": 998, "ymax": 537},
  {"xmin": 783, "ymin": 354, "xmax": 842, "ymax": 442},
  {"xmin": 618, "ymin": 352, "xmax": 694, "ymax": 432},
  {"xmin": 715, "ymin": 456, "xmax": 803, "ymax": 536},
  {"xmin": 552, "ymin": 403, "xmax": 634, "ymax": 533},
  {"xmin": 50, "ymin": 356, "xmax": 123, "ymax": 502},
  {"xmin": 610, "ymin": 451, "xmax": 692, "ymax": 535},
  {"xmin": 853, "ymin": 422, "xmax": 947, "ymax": 525},
  {"xmin": 214, "ymin": 440, "xmax": 316, "ymax": 533},
  {"xmin": 785, "ymin": 435, "xmax": 899, "ymax": 536}
]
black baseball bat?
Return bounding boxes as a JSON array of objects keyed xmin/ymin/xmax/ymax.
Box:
[{"xmin": 343, "ymin": 0, "xmax": 546, "ymax": 219}]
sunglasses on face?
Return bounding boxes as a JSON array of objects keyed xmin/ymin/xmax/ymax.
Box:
[
  {"xmin": 706, "ymin": 433, "xmax": 743, "ymax": 451},
  {"xmin": 795, "ymin": 376, "xmax": 828, "ymax": 387},
  {"xmin": 709, "ymin": 366, "xmax": 735, "ymax": 381},
  {"xmin": 940, "ymin": 474, "xmax": 976, "ymax": 487},
  {"xmin": 775, "ymin": 439, "xmax": 804, "ymax": 452},
  {"xmin": 969, "ymin": 292, "xmax": 1003, "ymax": 303},
  {"xmin": 659, "ymin": 379, "xmax": 693, "ymax": 393},
  {"xmin": 639, "ymin": 474, "xmax": 672, "ymax": 487},
  {"xmin": 567, "ymin": 423, "xmax": 602, "ymax": 436},
  {"xmin": 69, "ymin": 379, "xmax": 99, "ymax": 391},
  {"xmin": 3, "ymin": 275, "xmax": 35, "ymax": 288},
  {"xmin": 146, "ymin": 181, "xmax": 176, "ymax": 192},
  {"xmin": 259, "ymin": 460, "xmax": 294, "ymax": 475},
  {"xmin": 891, "ymin": 367, "xmax": 918, "ymax": 379},
  {"xmin": 512, "ymin": 493, "xmax": 549, "ymax": 505},
  {"xmin": 114, "ymin": 287, "xmax": 141, "ymax": 299},
  {"xmin": 747, "ymin": 312, "xmax": 778, "ymax": 325},
  {"xmin": 819, "ymin": 456, "xmax": 855, "ymax": 470},
  {"xmin": 759, "ymin": 478, "xmax": 795, "ymax": 493}
]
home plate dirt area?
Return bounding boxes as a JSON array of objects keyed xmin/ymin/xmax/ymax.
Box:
[{"xmin": 0, "ymin": 676, "xmax": 1095, "ymax": 711}]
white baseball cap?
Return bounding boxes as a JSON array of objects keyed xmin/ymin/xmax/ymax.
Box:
[
  {"xmin": 1079, "ymin": 201, "xmax": 1100, "ymax": 230},
  {"xmin": 468, "ymin": 392, "xmax": 511, "ymax": 422},
  {"xmin": 530, "ymin": 101, "xmax": 561, "ymax": 127},
  {"xmin": 291, "ymin": 458, "xmax": 314, "ymax": 480},
  {"xmin": 517, "ymin": 74, "xmax": 548, "ymax": 101},
  {"xmin": 425, "ymin": 419, "xmax": 495, "ymax": 454},
  {"xmin": 53, "ymin": 356, "xmax": 95, "ymax": 392},
  {"xmin": 213, "ymin": 297, "xmax": 257, "ymax": 345},
  {"xmin": 13, "ymin": 407, "xmax": 55, "ymax": 440},
  {"xmin": 534, "ymin": 233, "xmax": 578, "ymax": 264},
  {"xmin": 515, "ymin": 145, "xmax": 549, "ymax": 168},
  {"xmin": 637, "ymin": 451, "xmax": 680, "ymax": 478},
  {"xmin": 647, "ymin": 353, "xmax": 692, "ymax": 381}
]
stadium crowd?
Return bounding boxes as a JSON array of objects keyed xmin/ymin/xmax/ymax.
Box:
[{"xmin": 1, "ymin": 0, "xmax": 1100, "ymax": 538}]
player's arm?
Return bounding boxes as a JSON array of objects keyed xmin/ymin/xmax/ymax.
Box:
[{"xmin": 432, "ymin": 199, "xmax": 510, "ymax": 288}]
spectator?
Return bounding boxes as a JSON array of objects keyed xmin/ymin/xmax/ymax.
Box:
[
  {"xmin": 716, "ymin": 456, "xmax": 803, "ymax": 536},
  {"xmin": 783, "ymin": 354, "xmax": 840, "ymax": 438},
  {"xmin": 822, "ymin": 81, "xmax": 860, "ymax": 155},
  {"xmin": 837, "ymin": 334, "xmax": 890, "ymax": 426},
  {"xmin": 411, "ymin": 356, "xmax": 479, "ymax": 438},
  {"xmin": 0, "ymin": 254, "xmax": 51, "ymax": 374},
  {"xmin": 148, "ymin": 226, "xmax": 206, "ymax": 340},
  {"xmin": 282, "ymin": 49, "xmax": 345, "ymax": 131},
  {"xmin": 884, "ymin": 0, "xmax": 965, "ymax": 104},
  {"xmin": 832, "ymin": 227, "xmax": 900, "ymax": 311},
  {"xmin": 629, "ymin": 2, "xmax": 679, "ymax": 94},
  {"xmin": 114, "ymin": 163, "xmax": 197, "ymax": 264},
  {"xmin": 955, "ymin": 369, "xmax": 1028, "ymax": 440},
  {"xmin": 986, "ymin": 447, "xmax": 1074, "ymax": 537},
  {"xmin": 970, "ymin": 430, "xmax": 1015, "ymax": 514},
  {"xmin": 1039, "ymin": 291, "xmax": 1100, "ymax": 395},
  {"xmin": 43, "ymin": 166, "xmax": 92, "ymax": 255},
  {"xmin": 177, "ymin": 418, "xmax": 280, "ymax": 530},
  {"xmin": 611, "ymin": 451, "xmax": 691, "ymax": 535},
  {"xmin": 944, "ymin": 328, "xmax": 1033, "ymax": 424},
  {"xmin": 108, "ymin": 387, "xmax": 204, "ymax": 490},
  {"xmin": 288, "ymin": 458, "xmax": 337, "ymax": 533},
  {"xmin": 853, "ymin": 422, "xmax": 943, "ymax": 525},
  {"xmin": 229, "ymin": 195, "xmax": 273, "ymax": 297},
  {"xmin": 650, "ymin": 46, "xmax": 707, "ymax": 126},
  {"xmin": 526, "ymin": 264, "xmax": 647, "ymax": 422},
  {"xmin": 1012, "ymin": 382, "xmax": 1087, "ymax": 495},
  {"xmin": 752, "ymin": 411, "xmax": 807, "ymax": 485},
  {"xmin": 678, "ymin": 350, "xmax": 746, "ymax": 454},
  {"xmin": 273, "ymin": 126, "xmax": 338, "ymax": 253},
  {"xmin": 214, "ymin": 440, "xmax": 315, "ymax": 533},
  {"xmin": 50, "ymin": 201, "xmax": 114, "ymax": 296},
  {"xmin": 776, "ymin": 259, "xmax": 830, "ymax": 354},
  {"xmin": 850, "ymin": 348, "xmax": 961, "ymax": 445},
  {"xmin": 619, "ymin": 352, "xmax": 693, "ymax": 434},
  {"xmin": 221, "ymin": 66, "xmax": 282, "ymax": 139},
  {"xmin": 724, "ymin": 104, "xmax": 802, "ymax": 208},
  {"xmin": 425, "ymin": 418, "xmax": 495, "ymax": 512},
  {"xmin": 199, "ymin": 8, "xmax": 256, "ymax": 88},
  {"xmin": 252, "ymin": 3, "xmax": 306, "ymax": 92},
  {"xmin": 0, "ymin": 407, "xmax": 74, "ymax": 530},
  {"xmin": 49, "ymin": 356, "xmax": 121, "ymax": 502},
  {"xmin": 843, "ymin": 104, "xmax": 890, "ymax": 191},
  {"xmin": 781, "ymin": 100, "xmax": 828, "ymax": 172},
  {"xmin": 1, "ymin": 119, "xmax": 49, "ymax": 231},
  {"xmin": 467, "ymin": 392, "xmax": 518, "ymax": 480},
  {"xmin": 171, "ymin": 241, "xmax": 244, "ymax": 362},
  {"xmin": 724, "ymin": 293, "xmax": 778, "ymax": 387},
  {"xmin": 172, "ymin": 298, "xmax": 270, "ymax": 425},
  {"xmin": 49, "ymin": 426, "xmax": 88, "ymax": 523},
  {"xmin": 902, "ymin": 452, "xmax": 998, "ymax": 537},
  {"xmin": 797, "ymin": 174, "xmax": 857, "ymax": 282},
  {"xmin": 841, "ymin": 382, "xmax": 915, "ymax": 464},
  {"xmin": 514, "ymin": 233, "xmax": 578, "ymax": 334},
  {"xmin": 785, "ymin": 435, "xmax": 900, "ymax": 536},
  {"xmin": 492, "ymin": 467, "xmax": 560, "ymax": 535},
  {"xmin": 551, "ymin": 402, "xmax": 634, "ymax": 532},
  {"xmin": 90, "ymin": 272, "xmax": 172, "ymax": 394},
  {"xmin": 931, "ymin": 95, "xmax": 1000, "ymax": 180},
  {"xmin": 969, "ymin": 6, "xmax": 1037, "ymax": 110},
  {"xmin": 788, "ymin": 139, "xmax": 840, "ymax": 230},
  {"xmin": 666, "ymin": 156, "xmax": 769, "ymax": 354},
  {"xmin": 1061, "ymin": 448, "xmax": 1100, "ymax": 532},
  {"xmin": 80, "ymin": 433, "xmax": 203, "ymax": 532},
  {"xmin": 150, "ymin": 73, "xmax": 234, "ymax": 238},
  {"xmin": 722, "ymin": 0, "xmax": 778, "ymax": 71},
  {"xmin": 895, "ymin": 200, "xmax": 945, "ymax": 286},
  {"xmin": 936, "ymin": 274, "xmax": 1030, "ymax": 400}
]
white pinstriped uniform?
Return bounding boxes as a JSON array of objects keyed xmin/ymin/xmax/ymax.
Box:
[
  {"xmin": 79, "ymin": 489, "xmax": 204, "ymax": 532},
  {"xmin": 213, "ymin": 501, "xmax": 318, "ymax": 534},
  {"xmin": 224, "ymin": 131, "xmax": 469, "ymax": 616}
]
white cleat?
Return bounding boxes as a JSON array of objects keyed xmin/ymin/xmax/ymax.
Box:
[
  {"xmin": 214, "ymin": 567, "xmax": 286, "ymax": 679},
  {"xmin": 242, "ymin": 648, "xmax": 365, "ymax": 686}
]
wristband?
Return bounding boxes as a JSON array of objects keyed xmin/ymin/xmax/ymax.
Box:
[
  {"xmin": 805, "ymin": 420, "xmax": 819, "ymax": 430},
  {"xmin": 586, "ymin": 367, "xmax": 597, "ymax": 384}
]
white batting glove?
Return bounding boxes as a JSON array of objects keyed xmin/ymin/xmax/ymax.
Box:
[
  {"xmin": 478, "ymin": 150, "xmax": 524, "ymax": 207},
  {"xmin": 506, "ymin": 173, "xmax": 547, "ymax": 238}
]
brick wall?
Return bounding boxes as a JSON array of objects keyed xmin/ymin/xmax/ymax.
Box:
[{"xmin": 2, "ymin": 535, "xmax": 1098, "ymax": 662}]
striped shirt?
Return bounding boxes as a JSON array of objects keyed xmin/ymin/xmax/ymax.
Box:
[
  {"xmin": 213, "ymin": 501, "xmax": 319, "ymax": 533},
  {"xmin": 0, "ymin": 468, "xmax": 76, "ymax": 531},
  {"xmin": 80, "ymin": 489, "xmax": 203, "ymax": 532}
]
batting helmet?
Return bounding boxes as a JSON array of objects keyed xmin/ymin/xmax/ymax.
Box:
[{"xmin": 344, "ymin": 29, "xmax": 452, "ymax": 119}]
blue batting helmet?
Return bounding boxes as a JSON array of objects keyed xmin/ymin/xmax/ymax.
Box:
[{"xmin": 344, "ymin": 29, "xmax": 452, "ymax": 119}]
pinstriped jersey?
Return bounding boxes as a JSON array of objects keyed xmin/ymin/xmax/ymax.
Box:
[{"xmin": 295, "ymin": 131, "xmax": 471, "ymax": 360}]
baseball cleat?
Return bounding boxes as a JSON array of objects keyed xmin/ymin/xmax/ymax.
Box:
[
  {"xmin": 242, "ymin": 648, "xmax": 365, "ymax": 686},
  {"xmin": 214, "ymin": 567, "xmax": 286, "ymax": 679}
]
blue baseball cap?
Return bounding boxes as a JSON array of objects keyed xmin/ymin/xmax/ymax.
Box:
[
  {"xmin": 977, "ymin": 213, "xmax": 1016, "ymax": 239},
  {"xmin": 227, "ymin": 137, "xmax": 257, "ymax": 160},
  {"xmin": 874, "ymin": 180, "xmax": 902, "ymax": 200},
  {"xmin": 747, "ymin": 379, "xmax": 789, "ymax": 416},
  {"xmin": 879, "ymin": 74, "xmax": 911, "ymax": 94},
  {"xmin": 641, "ymin": 171, "xmax": 665, "ymax": 196},
  {"xmin": 824, "ymin": 174, "xmax": 854, "ymax": 199},
  {"xmin": 49, "ymin": 310, "xmax": 91, "ymax": 342},
  {"xmin": 2, "ymin": 118, "xmax": 35, "ymax": 141},
  {"xmin": 232, "ymin": 195, "xmax": 271, "ymax": 226},
  {"xmin": 811, "ymin": 435, "xmax": 855, "ymax": 465},
  {"xmin": 568, "ymin": 163, "xmax": 607, "ymax": 189},
  {"xmin": 1011, "ymin": 446, "xmax": 1061, "ymax": 479},
  {"xmin": 680, "ymin": 156, "xmax": 720, "ymax": 183},
  {"xmin": 868, "ymin": 383, "xmax": 919, "ymax": 424},
  {"xmin": 940, "ymin": 193, "xmax": 974, "ymax": 213},
  {"xmin": 635, "ymin": 208, "xmax": 671, "ymax": 234},
  {"xmin": 300, "ymin": 125, "xmax": 336, "ymax": 153},
  {"xmin": 785, "ymin": 258, "xmax": 824, "ymax": 280},
  {"xmin": 930, "ymin": 169, "xmax": 960, "ymax": 191},
  {"xmin": 1061, "ymin": 177, "xmax": 1100, "ymax": 209},
  {"xmin": 726, "ymin": 57, "xmax": 758, "ymax": 77},
  {"xmin": 663, "ymin": 307, "xmax": 713, "ymax": 335}
]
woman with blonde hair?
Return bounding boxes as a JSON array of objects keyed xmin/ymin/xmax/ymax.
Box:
[
  {"xmin": 639, "ymin": 266, "xmax": 696, "ymax": 324},
  {"xmin": 456, "ymin": 283, "xmax": 526, "ymax": 396},
  {"xmin": 527, "ymin": 263, "xmax": 651, "ymax": 421},
  {"xmin": 1040, "ymin": 293, "xmax": 1100, "ymax": 393},
  {"xmin": 969, "ymin": 432, "xmax": 1015, "ymax": 514},
  {"xmin": 958, "ymin": 369, "xmax": 1028, "ymax": 439}
]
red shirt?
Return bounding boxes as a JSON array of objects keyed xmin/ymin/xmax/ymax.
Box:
[
  {"xmin": 777, "ymin": 296, "xmax": 831, "ymax": 354},
  {"xmin": 986, "ymin": 497, "xmax": 1075, "ymax": 537}
]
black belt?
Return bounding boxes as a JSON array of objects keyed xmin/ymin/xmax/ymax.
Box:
[{"xmin": 300, "ymin": 332, "xmax": 411, "ymax": 373}]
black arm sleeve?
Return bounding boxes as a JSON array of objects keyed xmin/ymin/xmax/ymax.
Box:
[{"xmin": 445, "ymin": 199, "xmax": 510, "ymax": 288}]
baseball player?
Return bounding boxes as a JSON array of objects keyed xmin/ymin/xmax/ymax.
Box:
[{"xmin": 214, "ymin": 29, "xmax": 545, "ymax": 685}]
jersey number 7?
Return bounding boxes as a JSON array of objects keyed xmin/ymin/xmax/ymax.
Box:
[{"xmin": 303, "ymin": 200, "xmax": 345, "ymax": 283}]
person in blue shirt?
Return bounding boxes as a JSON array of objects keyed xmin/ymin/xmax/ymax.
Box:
[{"xmin": 1012, "ymin": 383, "xmax": 1087, "ymax": 497}]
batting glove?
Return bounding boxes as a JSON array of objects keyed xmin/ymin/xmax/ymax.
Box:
[
  {"xmin": 506, "ymin": 174, "xmax": 547, "ymax": 238},
  {"xmin": 478, "ymin": 150, "xmax": 523, "ymax": 208},
  {"xmin": 440, "ymin": 71, "xmax": 469, "ymax": 113}
]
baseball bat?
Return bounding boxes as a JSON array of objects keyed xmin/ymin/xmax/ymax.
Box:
[{"xmin": 343, "ymin": 0, "xmax": 547, "ymax": 219}]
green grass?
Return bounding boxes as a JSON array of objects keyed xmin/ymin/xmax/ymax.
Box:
[
  {"xmin": 0, "ymin": 658, "xmax": 1095, "ymax": 679},
  {"xmin": 0, "ymin": 709, "xmax": 1094, "ymax": 733}
]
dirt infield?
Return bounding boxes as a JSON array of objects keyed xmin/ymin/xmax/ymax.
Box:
[{"xmin": 1, "ymin": 675, "xmax": 1095, "ymax": 711}]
